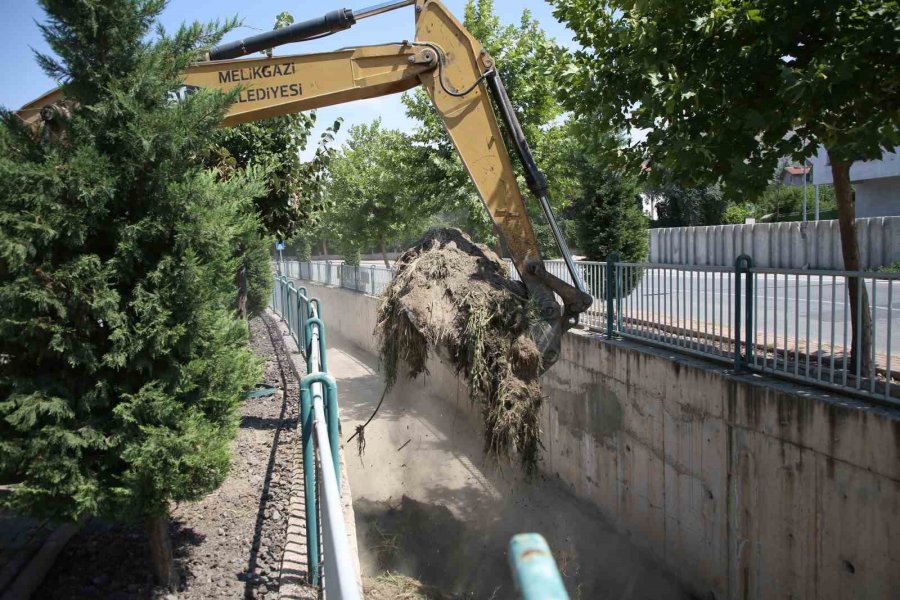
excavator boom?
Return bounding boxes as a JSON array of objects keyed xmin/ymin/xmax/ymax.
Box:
[{"xmin": 17, "ymin": 0, "xmax": 592, "ymax": 367}]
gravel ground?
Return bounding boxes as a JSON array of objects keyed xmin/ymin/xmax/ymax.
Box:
[{"xmin": 36, "ymin": 314, "xmax": 310, "ymax": 599}]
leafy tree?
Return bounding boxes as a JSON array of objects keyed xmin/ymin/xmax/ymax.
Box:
[
  {"xmin": 756, "ymin": 185, "xmax": 837, "ymax": 221},
  {"xmin": 323, "ymin": 121, "xmax": 434, "ymax": 267},
  {"xmin": 570, "ymin": 143, "xmax": 648, "ymax": 296},
  {"xmin": 648, "ymin": 181, "xmax": 725, "ymax": 228},
  {"xmin": 573, "ymin": 167, "xmax": 647, "ymax": 263},
  {"xmin": 402, "ymin": 0, "xmax": 576, "ymax": 254},
  {"xmin": 551, "ymin": 0, "xmax": 900, "ymax": 375},
  {"xmin": 723, "ymin": 203, "xmax": 755, "ymax": 225},
  {"xmin": 209, "ymin": 110, "xmax": 340, "ymax": 317},
  {"xmin": 0, "ymin": 0, "xmax": 262, "ymax": 588},
  {"xmin": 207, "ymin": 11, "xmax": 342, "ymax": 318},
  {"xmin": 210, "ymin": 110, "xmax": 341, "ymax": 241}
]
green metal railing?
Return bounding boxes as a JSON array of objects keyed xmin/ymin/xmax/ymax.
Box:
[
  {"xmin": 270, "ymin": 275, "xmax": 360, "ymax": 600},
  {"xmin": 284, "ymin": 255, "xmax": 899, "ymax": 405}
]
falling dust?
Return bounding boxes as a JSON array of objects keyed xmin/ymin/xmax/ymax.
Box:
[{"xmin": 375, "ymin": 228, "xmax": 544, "ymax": 472}]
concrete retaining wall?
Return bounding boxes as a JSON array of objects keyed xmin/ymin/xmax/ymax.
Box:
[
  {"xmin": 306, "ymin": 281, "xmax": 900, "ymax": 600},
  {"xmin": 650, "ymin": 216, "xmax": 900, "ymax": 269}
]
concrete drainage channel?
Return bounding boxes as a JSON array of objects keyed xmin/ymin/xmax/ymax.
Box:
[
  {"xmin": 274, "ymin": 277, "xmax": 692, "ymax": 598},
  {"xmin": 326, "ymin": 330, "xmax": 693, "ymax": 599}
]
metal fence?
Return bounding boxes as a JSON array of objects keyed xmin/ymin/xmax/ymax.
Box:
[
  {"xmin": 283, "ymin": 258, "xmax": 899, "ymax": 406},
  {"xmin": 745, "ymin": 267, "xmax": 898, "ymax": 404},
  {"xmin": 271, "ymin": 275, "xmax": 361, "ymax": 600}
]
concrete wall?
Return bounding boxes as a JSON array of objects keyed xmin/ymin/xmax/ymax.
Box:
[
  {"xmin": 811, "ymin": 146, "xmax": 900, "ymax": 186},
  {"xmin": 306, "ymin": 280, "xmax": 900, "ymax": 600},
  {"xmin": 857, "ymin": 177, "xmax": 900, "ymax": 218},
  {"xmin": 649, "ymin": 216, "xmax": 900, "ymax": 269}
]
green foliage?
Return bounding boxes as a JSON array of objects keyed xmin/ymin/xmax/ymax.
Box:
[
  {"xmin": 288, "ymin": 235, "xmax": 312, "ymax": 262},
  {"xmin": 723, "ymin": 203, "xmax": 755, "ymax": 225},
  {"xmin": 550, "ymin": 0, "xmax": 900, "ymax": 197},
  {"xmin": 338, "ymin": 243, "xmax": 361, "ymax": 267},
  {"xmin": 0, "ymin": 0, "xmax": 261, "ymax": 522},
  {"xmin": 648, "ymin": 181, "xmax": 725, "ymax": 228},
  {"xmin": 567, "ymin": 127, "xmax": 648, "ymax": 261},
  {"xmin": 870, "ymin": 261, "xmax": 900, "ymax": 273},
  {"xmin": 210, "ymin": 106, "xmax": 341, "ymax": 240},
  {"xmin": 242, "ymin": 232, "xmax": 274, "ymax": 317},
  {"xmin": 573, "ymin": 167, "xmax": 648, "ymax": 263},
  {"xmin": 758, "ymin": 185, "xmax": 836, "ymax": 221},
  {"xmin": 321, "ymin": 121, "xmax": 435, "ymax": 264}
]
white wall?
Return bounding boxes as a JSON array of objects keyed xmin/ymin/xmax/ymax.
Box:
[
  {"xmin": 811, "ymin": 146, "xmax": 900, "ymax": 186},
  {"xmin": 857, "ymin": 176, "xmax": 900, "ymax": 218},
  {"xmin": 649, "ymin": 216, "xmax": 900, "ymax": 269}
]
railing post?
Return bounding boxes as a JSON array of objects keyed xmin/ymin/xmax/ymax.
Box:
[
  {"xmin": 298, "ymin": 370, "xmax": 341, "ymax": 588},
  {"xmin": 305, "ymin": 316, "xmax": 328, "ymax": 374},
  {"xmin": 370, "ymin": 265, "xmax": 376, "ymax": 295},
  {"xmin": 295, "ymin": 287, "xmax": 307, "ymax": 347},
  {"xmin": 299, "ymin": 381, "xmax": 318, "ymax": 585},
  {"xmin": 734, "ymin": 255, "xmax": 753, "ymax": 371},
  {"xmin": 310, "ymin": 298, "xmax": 322, "ymax": 322},
  {"xmin": 323, "ymin": 374, "xmax": 341, "ymax": 485},
  {"xmin": 280, "ymin": 276, "xmax": 287, "ymax": 321},
  {"xmin": 287, "ymin": 282, "xmax": 297, "ymax": 339},
  {"xmin": 271, "ymin": 274, "xmax": 277, "ymax": 310},
  {"xmin": 606, "ymin": 252, "xmax": 620, "ymax": 338}
]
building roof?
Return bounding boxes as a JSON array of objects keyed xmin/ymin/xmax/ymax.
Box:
[{"xmin": 784, "ymin": 165, "xmax": 810, "ymax": 176}]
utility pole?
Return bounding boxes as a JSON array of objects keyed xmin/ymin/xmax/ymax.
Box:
[
  {"xmin": 802, "ymin": 160, "xmax": 809, "ymax": 222},
  {"xmin": 814, "ymin": 184, "xmax": 820, "ymax": 221},
  {"xmin": 275, "ymin": 241, "xmax": 285, "ymax": 275}
]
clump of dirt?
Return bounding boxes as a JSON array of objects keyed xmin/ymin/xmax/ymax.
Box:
[
  {"xmin": 363, "ymin": 572, "xmax": 446, "ymax": 600},
  {"xmin": 376, "ymin": 228, "xmax": 543, "ymax": 472}
]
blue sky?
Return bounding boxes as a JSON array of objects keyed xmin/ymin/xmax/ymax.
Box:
[{"xmin": 0, "ymin": 0, "xmax": 576, "ymax": 157}]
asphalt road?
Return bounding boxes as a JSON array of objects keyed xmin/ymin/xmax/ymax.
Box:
[{"xmin": 598, "ymin": 269, "xmax": 898, "ymax": 366}]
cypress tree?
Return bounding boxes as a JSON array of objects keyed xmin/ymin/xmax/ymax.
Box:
[{"xmin": 0, "ymin": 0, "xmax": 263, "ymax": 588}]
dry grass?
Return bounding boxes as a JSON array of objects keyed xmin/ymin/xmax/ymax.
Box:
[
  {"xmin": 363, "ymin": 572, "xmax": 446, "ymax": 600},
  {"xmin": 376, "ymin": 228, "xmax": 544, "ymax": 473}
]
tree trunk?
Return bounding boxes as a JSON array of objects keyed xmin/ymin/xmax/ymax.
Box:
[
  {"xmin": 322, "ymin": 239, "xmax": 328, "ymax": 256},
  {"xmin": 146, "ymin": 512, "xmax": 179, "ymax": 591},
  {"xmin": 829, "ymin": 151, "xmax": 872, "ymax": 379},
  {"xmin": 380, "ymin": 238, "xmax": 391, "ymax": 269}
]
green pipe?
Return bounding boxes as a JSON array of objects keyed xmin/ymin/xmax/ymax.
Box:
[
  {"xmin": 298, "ymin": 379, "xmax": 318, "ymax": 585},
  {"xmin": 301, "ymin": 371, "xmax": 341, "ymax": 488},
  {"xmin": 508, "ymin": 533, "xmax": 569, "ymax": 599},
  {"xmin": 297, "ymin": 287, "xmax": 308, "ymax": 352}
]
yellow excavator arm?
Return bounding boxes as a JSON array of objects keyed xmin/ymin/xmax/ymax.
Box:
[{"xmin": 17, "ymin": 0, "xmax": 592, "ymax": 367}]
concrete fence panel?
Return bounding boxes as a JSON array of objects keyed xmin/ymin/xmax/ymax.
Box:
[{"xmin": 649, "ymin": 216, "xmax": 900, "ymax": 269}]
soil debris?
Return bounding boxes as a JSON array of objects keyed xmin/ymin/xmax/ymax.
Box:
[
  {"xmin": 363, "ymin": 571, "xmax": 447, "ymax": 599},
  {"xmin": 376, "ymin": 228, "xmax": 543, "ymax": 472}
]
